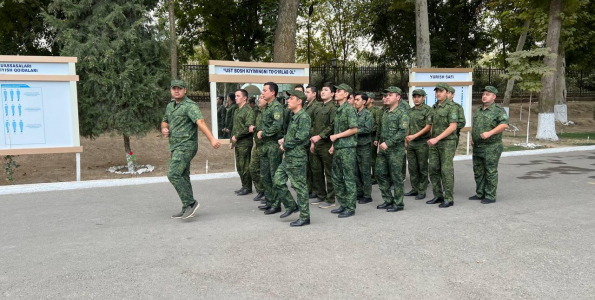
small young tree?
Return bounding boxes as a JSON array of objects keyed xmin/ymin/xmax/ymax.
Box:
[
  {"xmin": 45, "ymin": 0, "xmax": 170, "ymax": 172},
  {"xmin": 504, "ymin": 48, "xmax": 556, "ymax": 145}
]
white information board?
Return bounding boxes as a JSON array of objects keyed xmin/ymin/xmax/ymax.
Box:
[
  {"xmin": 0, "ymin": 56, "xmax": 82, "ymax": 180},
  {"xmin": 408, "ymin": 68, "xmax": 473, "ymax": 128}
]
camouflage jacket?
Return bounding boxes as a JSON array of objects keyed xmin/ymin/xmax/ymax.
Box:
[
  {"xmin": 333, "ymin": 101, "xmax": 358, "ymax": 149},
  {"xmin": 162, "ymin": 96, "xmax": 203, "ymax": 151},
  {"xmin": 231, "ymin": 104, "xmax": 255, "ymax": 147},
  {"xmin": 283, "ymin": 108, "xmax": 311, "ymax": 160},
  {"xmin": 472, "ymin": 102, "xmax": 509, "ymax": 145},
  {"xmin": 431, "ymin": 100, "xmax": 458, "ymax": 141},
  {"xmin": 253, "ymin": 106, "xmax": 263, "ymax": 147},
  {"xmin": 378, "ymin": 105, "xmax": 409, "ymax": 149},
  {"xmin": 408, "ymin": 103, "xmax": 433, "ymax": 143},
  {"xmin": 310, "ymin": 99, "xmax": 337, "ymax": 146},
  {"xmin": 356, "ymin": 108, "xmax": 373, "ymax": 146},
  {"xmin": 225, "ymin": 103, "xmax": 238, "ymax": 130},
  {"xmin": 260, "ymin": 99, "xmax": 285, "ymax": 142}
]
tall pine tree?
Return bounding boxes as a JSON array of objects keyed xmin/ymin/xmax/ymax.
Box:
[{"xmin": 44, "ymin": 0, "xmax": 170, "ymax": 159}]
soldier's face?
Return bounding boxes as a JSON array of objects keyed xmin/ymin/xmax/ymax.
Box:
[
  {"xmin": 258, "ymin": 96, "xmax": 267, "ymax": 108},
  {"xmin": 262, "ymin": 85, "xmax": 275, "ymax": 101},
  {"xmin": 320, "ymin": 87, "xmax": 334, "ymax": 101},
  {"xmin": 171, "ymin": 87, "xmax": 186, "ymax": 99},
  {"xmin": 482, "ymin": 92, "xmax": 496, "ymax": 105},
  {"xmin": 305, "ymin": 88, "xmax": 316, "ymax": 102},
  {"xmin": 347, "ymin": 94, "xmax": 355, "ymax": 106},
  {"xmin": 435, "ymin": 89, "xmax": 447, "ymax": 101},
  {"xmin": 413, "ymin": 95, "xmax": 425, "ymax": 106},
  {"xmin": 287, "ymin": 95, "xmax": 302, "ymax": 110},
  {"xmin": 335, "ymin": 89, "xmax": 347, "ymax": 101},
  {"xmin": 387, "ymin": 92, "xmax": 400, "ymax": 106},
  {"xmin": 354, "ymin": 95, "xmax": 365, "ymax": 109},
  {"xmin": 447, "ymin": 92, "xmax": 454, "ymax": 100},
  {"xmin": 235, "ymin": 91, "xmax": 247, "ymax": 105}
]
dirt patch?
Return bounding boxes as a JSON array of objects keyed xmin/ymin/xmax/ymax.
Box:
[{"xmin": 3, "ymin": 101, "xmax": 595, "ymax": 186}]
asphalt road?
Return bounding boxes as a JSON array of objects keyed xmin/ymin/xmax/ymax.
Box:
[{"xmin": 1, "ymin": 151, "xmax": 595, "ymax": 299}]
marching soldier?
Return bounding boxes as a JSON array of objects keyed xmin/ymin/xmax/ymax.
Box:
[
  {"xmin": 230, "ymin": 89, "xmax": 255, "ymax": 196},
  {"xmin": 354, "ymin": 93, "xmax": 373, "ymax": 204}
]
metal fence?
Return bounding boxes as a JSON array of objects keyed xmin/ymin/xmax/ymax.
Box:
[{"xmin": 180, "ymin": 63, "xmax": 595, "ymax": 102}]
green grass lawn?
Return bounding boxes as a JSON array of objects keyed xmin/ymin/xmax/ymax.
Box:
[
  {"xmin": 503, "ymin": 145, "xmax": 546, "ymax": 152},
  {"xmin": 558, "ymin": 132, "xmax": 595, "ymax": 139}
]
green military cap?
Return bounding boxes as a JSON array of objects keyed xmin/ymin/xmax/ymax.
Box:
[
  {"xmin": 285, "ymin": 89, "xmax": 307, "ymax": 101},
  {"xmin": 170, "ymin": 79, "xmax": 186, "ymax": 88},
  {"xmin": 447, "ymin": 85, "xmax": 455, "ymax": 93},
  {"xmin": 367, "ymin": 92, "xmax": 376, "ymax": 99},
  {"xmin": 384, "ymin": 86, "xmax": 402, "ymax": 94},
  {"xmin": 434, "ymin": 82, "xmax": 449, "ymax": 91},
  {"xmin": 412, "ymin": 89, "xmax": 427, "ymax": 96},
  {"xmin": 481, "ymin": 86, "xmax": 498, "ymax": 95},
  {"xmin": 334, "ymin": 83, "xmax": 353, "ymax": 94}
]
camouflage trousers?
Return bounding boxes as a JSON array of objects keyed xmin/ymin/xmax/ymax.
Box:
[
  {"xmin": 167, "ymin": 147, "xmax": 198, "ymax": 208},
  {"xmin": 307, "ymin": 150, "xmax": 314, "ymax": 194},
  {"xmin": 311, "ymin": 141, "xmax": 335, "ymax": 204},
  {"xmin": 273, "ymin": 158, "xmax": 307, "ymax": 219},
  {"xmin": 473, "ymin": 143, "xmax": 503, "ymax": 201},
  {"xmin": 407, "ymin": 141, "xmax": 429, "ymax": 194},
  {"xmin": 355, "ymin": 144, "xmax": 372, "ymax": 198},
  {"xmin": 235, "ymin": 145, "xmax": 253, "ymax": 190},
  {"xmin": 376, "ymin": 146, "xmax": 405, "ymax": 208},
  {"xmin": 429, "ymin": 139, "xmax": 456, "ymax": 203},
  {"xmin": 332, "ymin": 147, "xmax": 357, "ymax": 212},
  {"xmin": 260, "ymin": 140, "xmax": 288, "ymax": 209},
  {"xmin": 250, "ymin": 145, "xmax": 264, "ymax": 193},
  {"xmin": 370, "ymin": 134, "xmax": 378, "ymax": 181}
]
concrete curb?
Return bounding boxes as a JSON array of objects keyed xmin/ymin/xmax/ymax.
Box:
[{"xmin": 2, "ymin": 145, "xmax": 595, "ymax": 196}]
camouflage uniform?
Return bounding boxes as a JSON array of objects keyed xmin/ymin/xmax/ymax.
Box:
[
  {"xmin": 332, "ymin": 101, "xmax": 358, "ymax": 212},
  {"xmin": 368, "ymin": 104, "xmax": 382, "ymax": 181},
  {"xmin": 429, "ymin": 100, "xmax": 459, "ymax": 204},
  {"xmin": 231, "ymin": 104, "xmax": 255, "ymax": 191},
  {"xmin": 224, "ymin": 103, "xmax": 238, "ymax": 139},
  {"xmin": 472, "ymin": 102, "xmax": 508, "ymax": 201},
  {"xmin": 249, "ymin": 106, "xmax": 264, "ymax": 194},
  {"xmin": 273, "ymin": 109, "xmax": 311, "ymax": 219},
  {"xmin": 399, "ymin": 99, "xmax": 410, "ymax": 180},
  {"xmin": 163, "ymin": 96, "xmax": 203, "ymax": 208},
  {"xmin": 304, "ymin": 99, "xmax": 322, "ymax": 195},
  {"xmin": 260, "ymin": 99, "xmax": 292, "ymax": 209},
  {"xmin": 376, "ymin": 104, "xmax": 409, "ymax": 208},
  {"xmin": 217, "ymin": 103, "xmax": 227, "ymax": 138},
  {"xmin": 407, "ymin": 103, "xmax": 433, "ymax": 195},
  {"xmin": 355, "ymin": 107, "xmax": 373, "ymax": 199},
  {"xmin": 453, "ymin": 101, "xmax": 466, "ymax": 149},
  {"xmin": 311, "ymin": 100, "xmax": 337, "ymax": 204}
]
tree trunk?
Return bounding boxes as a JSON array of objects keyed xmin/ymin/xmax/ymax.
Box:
[
  {"xmin": 414, "ymin": 0, "xmax": 431, "ymax": 67},
  {"xmin": 536, "ymin": 0, "xmax": 562, "ymax": 141},
  {"xmin": 273, "ymin": 0, "xmax": 300, "ymax": 63},
  {"xmin": 503, "ymin": 19, "xmax": 531, "ymax": 115},
  {"xmin": 168, "ymin": 0, "xmax": 178, "ymax": 79},
  {"xmin": 554, "ymin": 43, "xmax": 567, "ymax": 123},
  {"xmin": 124, "ymin": 135, "xmax": 134, "ymax": 173}
]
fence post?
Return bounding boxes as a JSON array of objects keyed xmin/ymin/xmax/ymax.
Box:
[{"xmin": 488, "ymin": 66, "xmax": 492, "ymax": 85}]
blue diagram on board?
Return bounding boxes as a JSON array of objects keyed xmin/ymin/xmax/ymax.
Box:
[
  {"xmin": 5, "ymin": 120, "xmax": 8, "ymax": 133},
  {"xmin": 17, "ymin": 89, "xmax": 20, "ymax": 101},
  {"xmin": 19, "ymin": 120, "xmax": 23, "ymax": 133},
  {"xmin": 18, "ymin": 104, "xmax": 21, "ymax": 116},
  {"xmin": 11, "ymin": 104, "xmax": 15, "ymax": 116},
  {"xmin": 12, "ymin": 120, "xmax": 16, "ymax": 133},
  {"xmin": 4, "ymin": 103, "xmax": 7, "ymax": 116},
  {"xmin": 3, "ymin": 89, "xmax": 6, "ymax": 102},
  {"xmin": 10, "ymin": 89, "xmax": 14, "ymax": 101}
]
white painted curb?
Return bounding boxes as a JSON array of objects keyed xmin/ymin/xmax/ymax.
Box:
[
  {"xmin": 0, "ymin": 172, "xmax": 239, "ymax": 196},
  {"xmin": 2, "ymin": 145, "xmax": 594, "ymax": 196}
]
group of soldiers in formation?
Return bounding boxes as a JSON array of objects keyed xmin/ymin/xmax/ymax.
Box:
[{"xmin": 161, "ymin": 79, "xmax": 509, "ymax": 226}]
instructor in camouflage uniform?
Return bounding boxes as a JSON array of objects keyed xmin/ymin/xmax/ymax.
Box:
[
  {"xmin": 404, "ymin": 89, "xmax": 433, "ymax": 200},
  {"xmin": 273, "ymin": 90, "xmax": 312, "ymax": 226},
  {"xmin": 375, "ymin": 86, "xmax": 409, "ymax": 212},
  {"xmin": 469, "ymin": 86, "xmax": 509, "ymax": 204},
  {"xmin": 426, "ymin": 83, "xmax": 459, "ymax": 208},
  {"xmin": 161, "ymin": 79, "xmax": 221, "ymax": 219}
]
